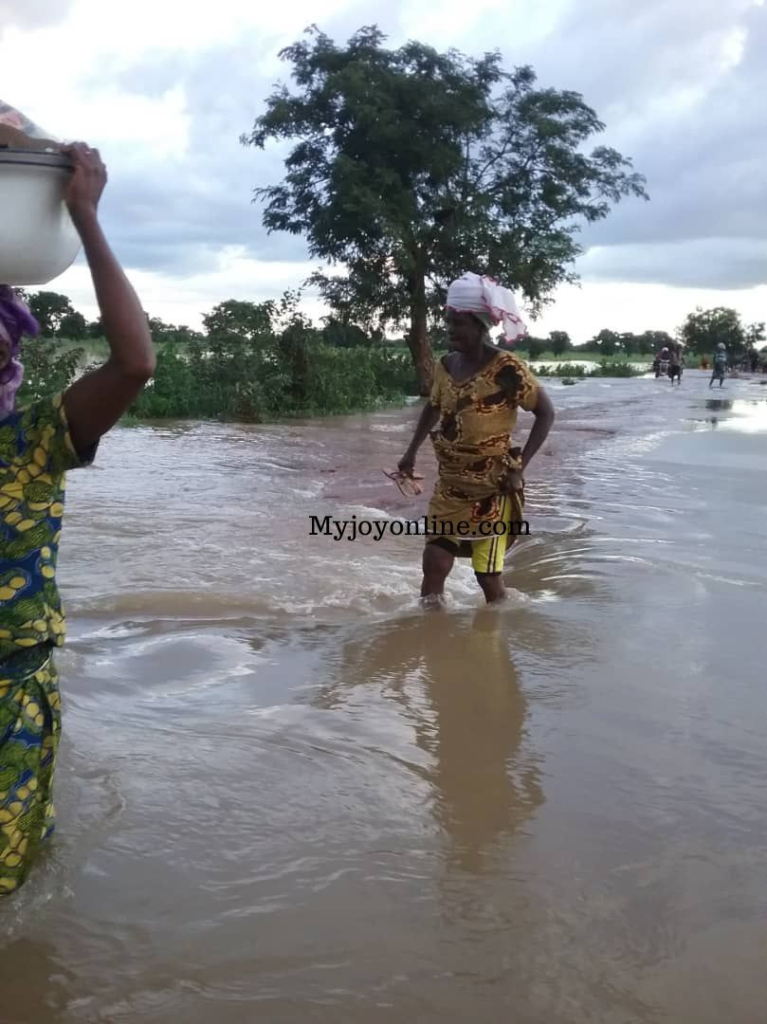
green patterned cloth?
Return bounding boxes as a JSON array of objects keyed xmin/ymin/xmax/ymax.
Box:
[
  {"xmin": 0, "ymin": 394, "xmax": 95, "ymax": 895},
  {"xmin": 0, "ymin": 651, "xmax": 59, "ymax": 894}
]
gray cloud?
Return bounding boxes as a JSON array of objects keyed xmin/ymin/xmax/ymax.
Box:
[
  {"xmin": 582, "ymin": 238, "xmax": 767, "ymax": 290},
  {"xmin": 98, "ymin": 150, "xmax": 310, "ymax": 274},
  {"xmin": 529, "ymin": 0, "xmax": 753, "ymax": 112},
  {"xmin": 526, "ymin": 0, "xmax": 767, "ymax": 287},
  {"xmin": 81, "ymin": 0, "xmax": 767, "ymax": 295},
  {"xmin": 84, "ymin": 34, "xmax": 312, "ymax": 274}
]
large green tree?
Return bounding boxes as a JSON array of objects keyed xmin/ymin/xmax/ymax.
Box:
[
  {"xmin": 678, "ymin": 307, "xmax": 760, "ymax": 361},
  {"xmin": 637, "ymin": 329, "xmax": 673, "ymax": 356},
  {"xmin": 518, "ymin": 336, "xmax": 548, "ymax": 359},
  {"xmin": 57, "ymin": 310, "xmax": 88, "ymax": 340},
  {"xmin": 147, "ymin": 316, "xmax": 202, "ymax": 344},
  {"xmin": 202, "ymin": 299, "xmax": 275, "ymax": 340},
  {"xmin": 244, "ymin": 26, "xmax": 647, "ymax": 391},
  {"xmin": 322, "ymin": 319, "xmax": 371, "ymax": 348},
  {"xmin": 591, "ymin": 328, "xmax": 621, "ymax": 357},
  {"xmin": 27, "ymin": 291, "xmax": 77, "ymax": 336},
  {"xmin": 548, "ymin": 330, "xmax": 572, "ymax": 356},
  {"xmin": 745, "ymin": 321, "xmax": 766, "ymax": 352}
]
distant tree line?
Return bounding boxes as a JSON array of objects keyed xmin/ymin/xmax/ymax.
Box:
[
  {"xmin": 15, "ymin": 288, "xmax": 384, "ymax": 350},
  {"xmin": 15, "ymin": 288, "xmax": 205, "ymax": 345},
  {"xmin": 512, "ymin": 309, "xmax": 765, "ymax": 363},
  {"xmin": 512, "ymin": 329, "xmax": 676, "ymax": 360},
  {"xmin": 16, "ymin": 288, "xmax": 765, "ymax": 367}
]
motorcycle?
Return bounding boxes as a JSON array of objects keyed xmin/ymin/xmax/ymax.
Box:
[{"xmin": 654, "ymin": 358, "xmax": 669, "ymax": 378}]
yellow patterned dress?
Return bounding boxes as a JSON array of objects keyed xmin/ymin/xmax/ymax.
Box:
[
  {"xmin": 0, "ymin": 394, "xmax": 96, "ymax": 896},
  {"xmin": 426, "ymin": 350, "xmax": 539, "ymax": 573}
]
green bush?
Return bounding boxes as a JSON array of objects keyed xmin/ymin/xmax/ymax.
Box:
[
  {"xmin": 129, "ymin": 325, "xmax": 418, "ymax": 421},
  {"xmin": 17, "ymin": 336, "xmax": 83, "ymax": 404},
  {"xmin": 534, "ymin": 362, "xmax": 588, "ymax": 377},
  {"xmin": 532, "ymin": 359, "xmax": 640, "ymax": 378},
  {"xmin": 589, "ymin": 360, "xmax": 638, "ymax": 377},
  {"xmin": 532, "ymin": 358, "xmax": 647, "ymax": 378}
]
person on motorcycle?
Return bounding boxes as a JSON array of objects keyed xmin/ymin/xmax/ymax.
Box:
[{"xmin": 655, "ymin": 347, "xmax": 670, "ymax": 379}]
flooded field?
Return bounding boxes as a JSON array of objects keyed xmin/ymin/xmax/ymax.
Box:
[{"xmin": 2, "ymin": 370, "xmax": 766, "ymax": 1023}]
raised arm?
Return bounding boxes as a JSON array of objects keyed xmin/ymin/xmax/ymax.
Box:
[
  {"xmin": 398, "ymin": 401, "xmax": 440, "ymax": 475},
  {"xmin": 61, "ymin": 143, "xmax": 155, "ymax": 453}
]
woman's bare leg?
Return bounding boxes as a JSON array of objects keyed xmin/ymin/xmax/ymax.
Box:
[
  {"xmin": 421, "ymin": 542, "xmax": 454, "ymax": 605},
  {"xmin": 476, "ymin": 572, "xmax": 507, "ymax": 604}
]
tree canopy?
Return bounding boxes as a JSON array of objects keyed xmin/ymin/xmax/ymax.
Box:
[
  {"xmin": 26, "ymin": 291, "xmax": 79, "ymax": 336},
  {"xmin": 679, "ymin": 307, "xmax": 765, "ymax": 361},
  {"xmin": 244, "ymin": 25, "xmax": 648, "ymax": 391},
  {"xmin": 202, "ymin": 299, "xmax": 275, "ymax": 341},
  {"xmin": 573, "ymin": 328, "xmax": 674, "ymax": 357},
  {"xmin": 548, "ymin": 330, "xmax": 572, "ymax": 356},
  {"xmin": 147, "ymin": 316, "xmax": 203, "ymax": 344}
]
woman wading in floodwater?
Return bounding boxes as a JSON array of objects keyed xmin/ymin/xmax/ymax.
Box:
[
  {"xmin": 398, "ymin": 272, "xmax": 554, "ymax": 605},
  {"xmin": 0, "ymin": 144, "xmax": 154, "ymax": 895}
]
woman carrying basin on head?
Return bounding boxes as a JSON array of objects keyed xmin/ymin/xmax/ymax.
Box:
[
  {"xmin": 398, "ymin": 272, "xmax": 554, "ymax": 606},
  {"xmin": 0, "ymin": 144, "xmax": 155, "ymax": 896}
]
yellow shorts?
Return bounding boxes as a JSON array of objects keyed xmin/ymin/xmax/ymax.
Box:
[{"xmin": 426, "ymin": 495, "xmax": 514, "ymax": 574}]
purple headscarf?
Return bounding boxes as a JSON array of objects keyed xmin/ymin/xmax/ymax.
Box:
[{"xmin": 0, "ymin": 285, "xmax": 39, "ymax": 417}]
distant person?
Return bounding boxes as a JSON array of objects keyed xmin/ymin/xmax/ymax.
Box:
[
  {"xmin": 700, "ymin": 355, "xmax": 709, "ymax": 370},
  {"xmin": 668, "ymin": 344, "xmax": 683, "ymax": 385},
  {"xmin": 749, "ymin": 348, "xmax": 759, "ymax": 373},
  {"xmin": 710, "ymin": 343, "xmax": 727, "ymax": 388},
  {"xmin": 656, "ymin": 346, "xmax": 670, "ymax": 379},
  {"xmin": 398, "ymin": 272, "xmax": 554, "ymax": 606},
  {"xmin": 0, "ymin": 144, "xmax": 155, "ymax": 896}
]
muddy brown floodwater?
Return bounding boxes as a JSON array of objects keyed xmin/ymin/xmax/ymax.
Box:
[{"xmin": 2, "ymin": 370, "xmax": 767, "ymax": 1023}]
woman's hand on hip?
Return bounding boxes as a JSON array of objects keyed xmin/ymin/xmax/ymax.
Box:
[{"xmin": 500, "ymin": 468, "xmax": 524, "ymax": 494}]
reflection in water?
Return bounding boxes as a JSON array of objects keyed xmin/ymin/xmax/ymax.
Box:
[
  {"xmin": 424, "ymin": 613, "xmax": 543, "ymax": 873},
  {"xmin": 683, "ymin": 398, "xmax": 767, "ymax": 436},
  {"xmin": 721, "ymin": 398, "xmax": 767, "ymax": 434},
  {"xmin": 321, "ymin": 612, "xmax": 543, "ymax": 874},
  {"xmin": 700, "ymin": 397, "xmax": 767, "ymax": 435}
]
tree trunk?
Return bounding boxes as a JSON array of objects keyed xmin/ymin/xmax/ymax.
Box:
[{"xmin": 407, "ymin": 270, "xmax": 435, "ymax": 396}]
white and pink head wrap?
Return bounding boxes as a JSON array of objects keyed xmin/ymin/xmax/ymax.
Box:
[{"xmin": 446, "ymin": 272, "xmax": 527, "ymax": 343}]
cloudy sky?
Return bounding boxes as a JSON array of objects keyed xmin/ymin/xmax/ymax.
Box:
[{"xmin": 1, "ymin": 0, "xmax": 764, "ymax": 341}]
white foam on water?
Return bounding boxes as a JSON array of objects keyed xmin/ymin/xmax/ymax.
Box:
[
  {"xmin": 291, "ymin": 482, "xmax": 325, "ymax": 498},
  {"xmin": 340, "ymin": 504, "xmax": 397, "ymax": 519}
]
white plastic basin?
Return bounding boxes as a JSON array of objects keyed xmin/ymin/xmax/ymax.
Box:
[{"xmin": 0, "ymin": 149, "xmax": 81, "ymax": 285}]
